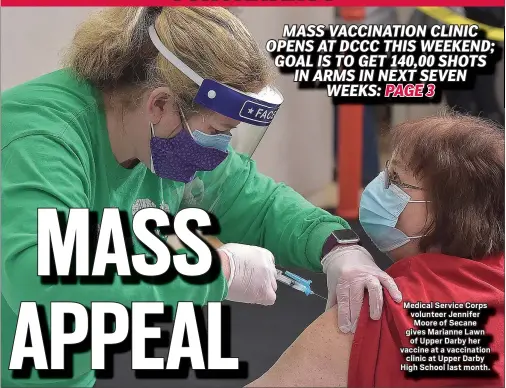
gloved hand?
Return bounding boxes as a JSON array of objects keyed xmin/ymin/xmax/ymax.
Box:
[
  {"xmin": 322, "ymin": 245, "xmax": 402, "ymax": 334},
  {"xmin": 218, "ymin": 243, "xmax": 277, "ymax": 306}
]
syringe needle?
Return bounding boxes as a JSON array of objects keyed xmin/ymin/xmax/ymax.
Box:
[{"xmin": 312, "ymin": 292, "xmax": 327, "ymax": 301}]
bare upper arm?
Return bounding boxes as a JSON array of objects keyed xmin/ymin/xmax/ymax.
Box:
[{"xmin": 247, "ymin": 306, "xmax": 354, "ymax": 387}]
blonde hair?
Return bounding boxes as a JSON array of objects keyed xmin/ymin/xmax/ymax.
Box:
[{"xmin": 63, "ymin": 7, "xmax": 275, "ymax": 114}]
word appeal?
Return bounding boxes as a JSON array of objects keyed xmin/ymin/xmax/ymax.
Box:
[
  {"xmin": 9, "ymin": 302, "xmax": 240, "ymax": 374},
  {"xmin": 267, "ymin": 23, "xmax": 503, "ymax": 104},
  {"xmin": 400, "ymin": 301, "xmax": 499, "ymax": 379},
  {"xmin": 37, "ymin": 208, "xmax": 216, "ymax": 278}
]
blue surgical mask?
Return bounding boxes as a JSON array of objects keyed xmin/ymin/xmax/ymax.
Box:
[
  {"xmin": 192, "ymin": 130, "xmax": 232, "ymax": 152},
  {"xmin": 359, "ymin": 171, "xmax": 428, "ymax": 253}
]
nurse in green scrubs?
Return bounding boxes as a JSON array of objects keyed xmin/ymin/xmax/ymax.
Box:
[{"xmin": 2, "ymin": 7, "xmax": 401, "ymax": 387}]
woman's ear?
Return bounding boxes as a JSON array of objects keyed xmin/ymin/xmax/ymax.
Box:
[{"xmin": 146, "ymin": 87, "xmax": 177, "ymax": 125}]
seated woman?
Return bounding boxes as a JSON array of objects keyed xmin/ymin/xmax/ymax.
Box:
[{"xmin": 247, "ymin": 113, "xmax": 505, "ymax": 387}]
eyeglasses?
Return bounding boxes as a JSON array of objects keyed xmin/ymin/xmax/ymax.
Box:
[{"xmin": 384, "ymin": 160, "xmax": 423, "ymax": 190}]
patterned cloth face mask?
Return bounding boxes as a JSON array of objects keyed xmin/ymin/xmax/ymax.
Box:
[{"xmin": 149, "ymin": 119, "xmax": 228, "ymax": 183}]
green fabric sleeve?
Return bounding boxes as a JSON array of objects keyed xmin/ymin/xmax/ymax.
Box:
[
  {"xmin": 1, "ymin": 134, "xmax": 227, "ymax": 314},
  {"xmin": 201, "ymin": 152, "xmax": 351, "ymax": 272}
]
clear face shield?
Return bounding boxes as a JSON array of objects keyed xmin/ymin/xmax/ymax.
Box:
[{"xmin": 148, "ymin": 25, "xmax": 284, "ymax": 159}]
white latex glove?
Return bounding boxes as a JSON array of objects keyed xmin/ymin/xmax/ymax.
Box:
[
  {"xmin": 322, "ymin": 245, "xmax": 402, "ymax": 334},
  {"xmin": 218, "ymin": 243, "xmax": 278, "ymax": 306}
]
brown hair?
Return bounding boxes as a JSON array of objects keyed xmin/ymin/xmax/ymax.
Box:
[
  {"xmin": 390, "ymin": 111, "xmax": 505, "ymax": 260},
  {"xmin": 62, "ymin": 7, "xmax": 275, "ymax": 115}
]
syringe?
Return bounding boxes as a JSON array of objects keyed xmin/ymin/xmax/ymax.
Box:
[{"xmin": 275, "ymin": 268, "xmax": 327, "ymax": 300}]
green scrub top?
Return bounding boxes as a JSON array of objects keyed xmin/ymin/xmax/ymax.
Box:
[{"xmin": 1, "ymin": 69, "xmax": 350, "ymax": 387}]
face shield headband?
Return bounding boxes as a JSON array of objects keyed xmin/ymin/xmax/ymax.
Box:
[{"xmin": 148, "ymin": 25, "xmax": 284, "ymax": 157}]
